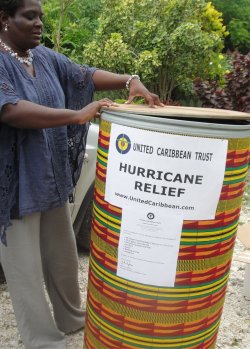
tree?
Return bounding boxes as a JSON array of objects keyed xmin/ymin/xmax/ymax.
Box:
[
  {"xmin": 83, "ymin": 0, "xmax": 228, "ymax": 101},
  {"xmin": 42, "ymin": 0, "xmax": 101, "ymax": 62},
  {"xmin": 212, "ymin": 0, "xmax": 250, "ymax": 53}
]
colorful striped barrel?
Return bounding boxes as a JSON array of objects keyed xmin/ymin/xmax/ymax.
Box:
[{"xmin": 84, "ymin": 106, "xmax": 250, "ymax": 349}]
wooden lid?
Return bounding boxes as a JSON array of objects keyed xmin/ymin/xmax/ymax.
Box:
[{"xmin": 102, "ymin": 104, "xmax": 250, "ymax": 120}]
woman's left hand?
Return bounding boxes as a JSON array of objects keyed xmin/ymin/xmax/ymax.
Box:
[{"xmin": 126, "ymin": 78, "xmax": 164, "ymax": 107}]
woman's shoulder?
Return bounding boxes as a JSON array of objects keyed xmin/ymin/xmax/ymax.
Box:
[
  {"xmin": 0, "ymin": 51, "xmax": 11, "ymax": 68},
  {"xmin": 34, "ymin": 45, "xmax": 69, "ymax": 63},
  {"xmin": 34, "ymin": 45, "xmax": 57, "ymax": 59},
  {"xmin": 0, "ymin": 51, "xmax": 21, "ymax": 76}
]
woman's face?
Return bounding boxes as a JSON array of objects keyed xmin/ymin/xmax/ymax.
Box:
[{"xmin": 5, "ymin": 0, "xmax": 43, "ymax": 51}]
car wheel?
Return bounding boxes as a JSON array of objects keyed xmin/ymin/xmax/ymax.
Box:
[
  {"xmin": 76, "ymin": 199, "xmax": 93, "ymax": 251},
  {"xmin": 0, "ymin": 263, "xmax": 6, "ymax": 284}
]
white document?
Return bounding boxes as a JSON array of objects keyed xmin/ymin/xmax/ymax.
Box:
[
  {"xmin": 117, "ymin": 206, "xmax": 183, "ymax": 287},
  {"xmin": 105, "ymin": 123, "xmax": 228, "ymax": 220}
]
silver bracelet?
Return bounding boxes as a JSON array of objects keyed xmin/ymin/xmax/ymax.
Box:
[{"xmin": 126, "ymin": 74, "xmax": 140, "ymax": 90}]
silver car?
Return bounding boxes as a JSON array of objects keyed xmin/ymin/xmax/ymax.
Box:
[{"xmin": 71, "ymin": 122, "xmax": 99, "ymax": 250}]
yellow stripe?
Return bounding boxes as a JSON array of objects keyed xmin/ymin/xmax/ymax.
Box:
[
  {"xmin": 93, "ymin": 206, "xmax": 238, "ymax": 239},
  {"xmin": 91, "ymin": 229, "xmax": 234, "ymax": 273},
  {"xmin": 88, "ymin": 306, "xmax": 219, "ymax": 348},
  {"xmin": 90, "ymin": 257, "xmax": 229, "ymax": 296},
  {"xmin": 226, "ymin": 167, "xmax": 248, "ymax": 175},
  {"xmin": 95, "ymin": 177, "xmax": 106, "ymax": 194},
  {"xmin": 100, "ymin": 120, "xmax": 111, "ymax": 134},
  {"xmin": 87, "ymin": 282, "xmax": 224, "ymax": 333},
  {"xmin": 97, "ymin": 154, "xmax": 108, "ymax": 166},
  {"xmin": 227, "ymin": 139, "xmax": 250, "ymax": 150},
  {"xmin": 85, "ymin": 324, "xmax": 218, "ymax": 349},
  {"xmin": 87, "ymin": 303, "xmax": 220, "ymax": 345},
  {"xmin": 216, "ymin": 197, "xmax": 242, "ymax": 212},
  {"xmin": 93, "ymin": 203, "xmax": 121, "ymax": 225},
  {"xmin": 181, "ymin": 226, "xmax": 237, "ymax": 242},
  {"xmin": 224, "ymin": 172, "xmax": 247, "ymax": 182},
  {"xmin": 94, "ymin": 208, "xmax": 121, "ymax": 229},
  {"xmin": 177, "ymin": 251, "xmax": 233, "ymax": 272},
  {"xmin": 96, "ymin": 162, "xmax": 106, "ymax": 171},
  {"xmin": 97, "ymin": 147, "xmax": 108, "ymax": 160},
  {"xmin": 183, "ymin": 221, "xmax": 238, "ymax": 235}
]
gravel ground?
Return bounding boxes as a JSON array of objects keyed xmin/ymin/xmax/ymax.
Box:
[{"xmin": 0, "ymin": 176, "xmax": 249, "ymax": 349}]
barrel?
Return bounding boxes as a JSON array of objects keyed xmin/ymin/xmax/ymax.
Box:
[{"xmin": 84, "ymin": 105, "xmax": 250, "ymax": 349}]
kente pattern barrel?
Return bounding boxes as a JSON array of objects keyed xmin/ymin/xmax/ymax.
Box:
[{"xmin": 84, "ymin": 117, "xmax": 250, "ymax": 349}]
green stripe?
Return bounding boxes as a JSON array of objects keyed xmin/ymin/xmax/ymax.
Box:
[
  {"xmin": 91, "ymin": 228, "xmax": 234, "ymax": 273},
  {"xmin": 87, "ymin": 278, "xmax": 225, "ymax": 328},
  {"xmin": 94, "ymin": 202, "xmax": 121, "ymax": 221},
  {"xmin": 97, "ymin": 144, "xmax": 108, "ymax": 155},
  {"xmin": 96, "ymin": 155, "xmax": 107, "ymax": 168},
  {"xmin": 85, "ymin": 321, "xmax": 218, "ymax": 349},
  {"xmin": 94, "ymin": 214, "xmax": 120, "ymax": 233},
  {"xmin": 226, "ymin": 164, "xmax": 249, "ymax": 171},
  {"xmin": 90, "ymin": 256, "xmax": 229, "ymax": 298},
  {"xmin": 223, "ymin": 177, "xmax": 247, "ymax": 185},
  {"xmin": 86, "ymin": 301, "xmax": 220, "ymax": 342},
  {"xmin": 180, "ymin": 230, "xmax": 236, "ymax": 246},
  {"xmin": 88, "ymin": 277, "xmax": 225, "ymax": 320},
  {"xmin": 177, "ymin": 250, "xmax": 233, "ymax": 272},
  {"xmin": 183, "ymin": 220, "xmax": 238, "ymax": 233}
]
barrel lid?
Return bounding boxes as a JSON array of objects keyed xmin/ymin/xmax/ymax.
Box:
[{"xmin": 102, "ymin": 104, "xmax": 250, "ymax": 120}]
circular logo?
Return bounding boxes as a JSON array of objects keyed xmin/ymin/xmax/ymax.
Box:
[
  {"xmin": 116, "ymin": 134, "xmax": 131, "ymax": 154},
  {"xmin": 147, "ymin": 212, "xmax": 155, "ymax": 220}
]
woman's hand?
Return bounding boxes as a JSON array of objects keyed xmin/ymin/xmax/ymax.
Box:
[
  {"xmin": 126, "ymin": 78, "xmax": 164, "ymax": 108},
  {"xmin": 76, "ymin": 98, "xmax": 117, "ymax": 124},
  {"xmin": 92, "ymin": 70, "xmax": 164, "ymax": 107},
  {"xmin": 0, "ymin": 99, "xmax": 117, "ymax": 129}
]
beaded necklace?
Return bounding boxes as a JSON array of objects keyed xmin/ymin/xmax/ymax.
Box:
[{"xmin": 0, "ymin": 38, "xmax": 33, "ymax": 66}]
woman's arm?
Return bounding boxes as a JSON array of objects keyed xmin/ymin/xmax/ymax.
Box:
[
  {"xmin": 92, "ymin": 70, "xmax": 130, "ymax": 90},
  {"xmin": 0, "ymin": 70, "xmax": 162, "ymax": 128},
  {"xmin": 92, "ymin": 70, "xmax": 163, "ymax": 107},
  {"xmin": 0, "ymin": 99, "xmax": 114, "ymax": 129}
]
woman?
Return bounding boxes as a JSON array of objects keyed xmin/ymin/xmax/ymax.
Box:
[{"xmin": 0, "ymin": 0, "xmax": 162, "ymax": 348}]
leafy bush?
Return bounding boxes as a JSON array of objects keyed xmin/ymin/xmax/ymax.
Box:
[
  {"xmin": 83, "ymin": 0, "xmax": 228, "ymax": 101},
  {"xmin": 194, "ymin": 52, "xmax": 250, "ymax": 112}
]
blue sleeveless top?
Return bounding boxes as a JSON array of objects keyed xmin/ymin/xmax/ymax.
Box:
[{"xmin": 0, "ymin": 45, "xmax": 96, "ymax": 244}]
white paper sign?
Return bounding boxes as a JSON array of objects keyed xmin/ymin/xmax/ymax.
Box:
[
  {"xmin": 105, "ymin": 123, "xmax": 228, "ymax": 220},
  {"xmin": 117, "ymin": 206, "xmax": 183, "ymax": 287}
]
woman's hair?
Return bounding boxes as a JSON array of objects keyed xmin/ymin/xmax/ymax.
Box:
[{"xmin": 0, "ymin": 0, "xmax": 24, "ymax": 16}]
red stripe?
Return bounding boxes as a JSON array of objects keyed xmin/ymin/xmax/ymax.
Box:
[
  {"xmin": 89, "ymin": 269, "xmax": 227, "ymax": 313},
  {"xmin": 87, "ymin": 291, "xmax": 223, "ymax": 336}
]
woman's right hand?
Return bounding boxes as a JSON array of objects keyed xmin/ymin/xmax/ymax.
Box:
[{"xmin": 76, "ymin": 98, "xmax": 117, "ymax": 124}]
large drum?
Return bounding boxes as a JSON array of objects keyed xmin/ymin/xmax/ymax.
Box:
[{"xmin": 84, "ymin": 105, "xmax": 250, "ymax": 349}]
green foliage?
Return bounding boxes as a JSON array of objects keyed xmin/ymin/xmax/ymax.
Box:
[
  {"xmin": 212, "ymin": 0, "xmax": 250, "ymax": 53},
  {"xmin": 228, "ymin": 20, "xmax": 250, "ymax": 53},
  {"xmin": 194, "ymin": 52, "xmax": 250, "ymax": 112},
  {"xmin": 83, "ymin": 0, "xmax": 227, "ymax": 100},
  {"xmin": 200, "ymin": 2, "xmax": 228, "ymax": 38},
  {"xmin": 42, "ymin": 0, "xmax": 102, "ymax": 62},
  {"xmin": 205, "ymin": 52, "xmax": 231, "ymax": 83},
  {"xmin": 84, "ymin": 33, "xmax": 132, "ymax": 73}
]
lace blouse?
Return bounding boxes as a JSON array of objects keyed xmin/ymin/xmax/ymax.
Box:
[{"xmin": 0, "ymin": 45, "xmax": 96, "ymax": 244}]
